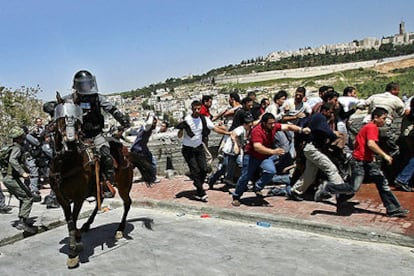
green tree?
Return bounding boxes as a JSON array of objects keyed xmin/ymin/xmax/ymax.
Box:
[{"xmin": 0, "ymin": 85, "xmax": 44, "ymax": 144}]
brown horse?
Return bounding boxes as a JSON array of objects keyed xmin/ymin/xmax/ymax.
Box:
[{"xmin": 48, "ymin": 95, "xmax": 133, "ymax": 268}]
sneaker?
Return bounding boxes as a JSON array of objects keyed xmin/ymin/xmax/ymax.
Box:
[
  {"xmin": 32, "ymin": 193, "xmax": 42, "ymax": 203},
  {"xmin": 46, "ymin": 200, "xmax": 60, "ymax": 209},
  {"xmin": 254, "ymin": 189, "xmax": 264, "ymax": 198},
  {"xmin": 0, "ymin": 206, "xmax": 12, "ymax": 214},
  {"xmin": 231, "ymin": 199, "xmax": 241, "ymax": 207},
  {"xmin": 336, "ymin": 193, "xmax": 354, "ymax": 207},
  {"xmin": 287, "ymin": 190, "xmax": 303, "ymax": 201},
  {"xmin": 152, "ymin": 178, "xmax": 161, "ymax": 184},
  {"xmin": 268, "ymin": 187, "xmax": 287, "ymax": 197},
  {"xmin": 15, "ymin": 220, "xmax": 37, "ymax": 234},
  {"xmin": 394, "ymin": 180, "xmax": 412, "ymax": 192},
  {"xmin": 223, "ymin": 178, "xmax": 236, "ymax": 187},
  {"xmin": 387, "ymin": 208, "xmax": 410, "ymax": 217},
  {"xmin": 194, "ymin": 194, "xmax": 208, "ymax": 202},
  {"xmin": 314, "ymin": 183, "xmax": 330, "ymax": 202}
]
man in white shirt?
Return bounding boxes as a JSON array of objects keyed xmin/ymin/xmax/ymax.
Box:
[
  {"xmin": 338, "ymin": 86, "xmax": 362, "ymax": 113},
  {"xmin": 177, "ymin": 100, "xmax": 230, "ymax": 202}
]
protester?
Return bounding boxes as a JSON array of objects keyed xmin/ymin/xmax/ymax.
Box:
[
  {"xmin": 231, "ymin": 113, "xmax": 310, "ymax": 207},
  {"xmin": 177, "ymin": 100, "xmax": 230, "ymax": 202},
  {"xmin": 290, "ymin": 103, "xmax": 345, "ymax": 201},
  {"xmin": 316, "ymin": 108, "xmax": 409, "ymax": 217},
  {"xmin": 130, "ymin": 114, "xmax": 159, "ymax": 186}
]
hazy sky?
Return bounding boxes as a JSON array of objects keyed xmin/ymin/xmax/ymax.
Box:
[{"xmin": 1, "ymin": 0, "xmax": 413, "ymax": 100}]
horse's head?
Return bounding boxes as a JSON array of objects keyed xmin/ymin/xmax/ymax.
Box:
[{"xmin": 53, "ymin": 100, "xmax": 83, "ymax": 152}]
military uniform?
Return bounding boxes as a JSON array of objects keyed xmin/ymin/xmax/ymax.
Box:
[{"xmin": 2, "ymin": 127, "xmax": 36, "ymax": 233}]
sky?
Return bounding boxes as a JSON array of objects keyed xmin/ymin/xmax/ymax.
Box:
[{"xmin": 1, "ymin": 0, "xmax": 414, "ymax": 101}]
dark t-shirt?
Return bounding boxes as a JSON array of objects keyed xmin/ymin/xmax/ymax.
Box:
[
  {"xmin": 230, "ymin": 109, "xmax": 251, "ymax": 131},
  {"xmin": 307, "ymin": 113, "xmax": 337, "ymax": 148}
]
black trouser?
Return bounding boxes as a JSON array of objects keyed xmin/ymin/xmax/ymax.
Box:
[
  {"xmin": 100, "ymin": 145, "xmax": 115, "ymax": 184},
  {"xmin": 182, "ymin": 145, "xmax": 207, "ymax": 195},
  {"xmin": 130, "ymin": 151, "xmax": 155, "ymax": 183}
]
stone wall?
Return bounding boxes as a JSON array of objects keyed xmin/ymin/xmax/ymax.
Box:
[{"xmin": 147, "ymin": 132, "xmax": 223, "ymax": 177}]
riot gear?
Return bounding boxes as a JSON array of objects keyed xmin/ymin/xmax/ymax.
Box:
[{"xmin": 72, "ymin": 70, "xmax": 98, "ymax": 95}]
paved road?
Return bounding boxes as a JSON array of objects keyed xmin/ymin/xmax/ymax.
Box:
[{"xmin": 1, "ymin": 206, "xmax": 413, "ymax": 275}]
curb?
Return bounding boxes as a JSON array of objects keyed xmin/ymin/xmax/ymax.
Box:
[
  {"xmin": 0, "ymin": 209, "xmax": 94, "ymax": 248},
  {"xmin": 109, "ymin": 198, "xmax": 414, "ymax": 248},
  {"xmin": 2, "ymin": 198, "xmax": 413, "ymax": 248}
]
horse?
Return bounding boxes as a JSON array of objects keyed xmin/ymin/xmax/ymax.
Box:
[{"xmin": 48, "ymin": 94, "xmax": 133, "ymax": 268}]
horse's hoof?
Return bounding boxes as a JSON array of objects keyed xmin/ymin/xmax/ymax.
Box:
[
  {"xmin": 66, "ymin": 256, "xmax": 79, "ymax": 269},
  {"xmin": 115, "ymin": 231, "xmax": 123, "ymax": 240}
]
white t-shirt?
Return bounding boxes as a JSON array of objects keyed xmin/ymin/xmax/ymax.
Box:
[
  {"xmin": 222, "ymin": 125, "xmax": 246, "ymax": 155},
  {"xmin": 284, "ymin": 98, "xmax": 312, "ymax": 115},
  {"xmin": 305, "ymin": 96, "xmax": 322, "ymax": 108},
  {"xmin": 338, "ymin": 96, "xmax": 362, "ymax": 112},
  {"xmin": 182, "ymin": 115, "xmax": 215, "ymax": 148},
  {"xmin": 265, "ymin": 103, "xmax": 285, "ymax": 121}
]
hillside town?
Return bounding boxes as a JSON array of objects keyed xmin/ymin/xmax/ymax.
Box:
[{"xmin": 267, "ymin": 21, "xmax": 414, "ymax": 61}]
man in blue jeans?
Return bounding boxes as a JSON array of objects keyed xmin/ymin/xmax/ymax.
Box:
[
  {"xmin": 231, "ymin": 113, "xmax": 310, "ymax": 207},
  {"xmin": 317, "ymin": 108, "xmax": 409, "ymax": 217},
  {"xmin": 394, "ymin": 157, "xmax": 414, "ymax": 192}
]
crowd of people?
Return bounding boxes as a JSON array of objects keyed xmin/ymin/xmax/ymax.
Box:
[
  {"xmin": 1, "ymin": 75, "xmax": 413, "ymax": 235},
  {"xmin": 175, "ymin": 83, "xmax": 413, "ymax": 218}
]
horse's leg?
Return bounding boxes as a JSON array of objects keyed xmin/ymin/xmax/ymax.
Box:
[
  {"xmin": 80, "ymin": 196, "xmax": 102, "ymax": 232},
  {"xmin": 115, "ymin": 168, "xmax": 133, "ymax": 240},
  {"xmin": 53, "ymin": 191, "xmax": 80, "ymax": 269},
  {"xmin": 71, "ymin": 200, "xmax": 85, "ymax": 247}
]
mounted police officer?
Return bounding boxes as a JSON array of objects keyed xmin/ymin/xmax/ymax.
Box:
[
  {"xmin": 63, "ymin": 70, "xmax": 131, "ymax": 197},
  {"xmin": 2, "ymin": 126, "xmax": 36, "ymax": 233}
]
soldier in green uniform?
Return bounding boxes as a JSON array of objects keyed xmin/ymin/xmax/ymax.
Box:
[{"xmin": 2, "ymin": 126, "xmax": 36, "ymax": 233}]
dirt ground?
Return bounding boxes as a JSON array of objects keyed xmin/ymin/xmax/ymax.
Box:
[{"xmin": 373, "ymin": 57, "xmax": 414, "ymax": 73}]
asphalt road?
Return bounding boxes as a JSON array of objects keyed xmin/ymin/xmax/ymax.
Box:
[{"xmin": 0, "ymin": 206, "xmax": 413, "ymax": 276}]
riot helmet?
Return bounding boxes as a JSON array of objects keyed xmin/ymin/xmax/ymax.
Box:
[{"xmin": 72, "ymin": 70, "xmax": 98, "ymax": 95}]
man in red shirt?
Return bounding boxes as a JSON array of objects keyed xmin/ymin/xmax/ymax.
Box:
[
  {"xmin": 231, "ymin": 113, "xmax": 310, "ymax": 206},
  {"xmin": 317, "ymin": 107, "xmax": 409, "ymax": 217},
  {"xmin": 200, "ymin": 95, "xmax": 213, "ymax": 119}
]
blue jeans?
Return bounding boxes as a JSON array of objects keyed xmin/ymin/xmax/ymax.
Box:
[
  {"xmin": 395, "ymin": 157, "xmax": 414, "ymax": 185},
  {"xmin": 233, "ymin": 154, "xmax": 276, "ymax": 199},
  {"xmin": 350, "ymin": 159, "xmax": 402, "ymax": 213}
]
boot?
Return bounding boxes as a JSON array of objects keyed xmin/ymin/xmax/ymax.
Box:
[
  {"xmin": 46, "ymin": 197, "xmax": 60, "ymax": 209},
  {"xmin": 46, "ymin": 199, "xmax": 60, "ymax": 209},
  {"xmin": 15, "ymin": 218, "xmax": 37, "ymax": 234},
  {"xmin": 32, "ymin": 192, "xmax": 42, "ymax": 203}
]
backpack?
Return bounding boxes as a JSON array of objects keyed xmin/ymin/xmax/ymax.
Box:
[{"xmin": 0, "ymin": 145, "xmax": 12, "ymax": 170}]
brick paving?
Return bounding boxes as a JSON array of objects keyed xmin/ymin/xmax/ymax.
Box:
[{"xmin": 125, "ymin": 175, "xmax": 414, "ymax": 243}]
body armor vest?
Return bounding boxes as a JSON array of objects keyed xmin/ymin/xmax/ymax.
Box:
[{"xmin": 75, "ymin": 94, "xmax": 104, "ymax": 138}]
